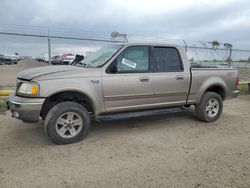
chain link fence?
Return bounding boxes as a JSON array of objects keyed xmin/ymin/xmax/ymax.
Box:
[
  {"xmin": 0, "ymin": 26, "xmax": 250, "ymax": 88},
  {"xmin": 1, "ymin": 30, "xmax": 250, "ymax": 65},
  {"xmin": 0, "ymin": 31, "xmax": 120, "ymax": 63}
]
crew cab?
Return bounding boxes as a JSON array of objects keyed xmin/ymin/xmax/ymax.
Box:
[{"xmin": 8, "ymin": 43, "xmax": 240, "ymax": 144}]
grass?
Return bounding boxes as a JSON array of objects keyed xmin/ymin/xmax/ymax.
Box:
[
  {"xmin": 0, "ymin": 97, "xmax": 8, "ymax": 112},
  {"xmin": 237, "ymin": 67, "xmax": 250, "ymax": 82},
  {"xmin": 238, "ymin": 67, "xmax": 250, "ymax": 73},
  {"xmin": 238, "ymin": 83, "xmax": 249, "ymax": 95}
]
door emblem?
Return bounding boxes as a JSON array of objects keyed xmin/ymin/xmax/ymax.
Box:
[{"xmin": 90, "ymin": 80, "xmax": 100, "ymax": 84}]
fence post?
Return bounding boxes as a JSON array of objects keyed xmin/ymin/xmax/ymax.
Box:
[
  {"xmin": 229, "ymin": 48, "xmax": 232, "ymax": 67},
  {"xmin": 183, "ymin": 40, "xmax": 187, "ymax": 52},
  {"xmin": 48, "ymin": 28, "xmax": 51, "ymax": 65}
]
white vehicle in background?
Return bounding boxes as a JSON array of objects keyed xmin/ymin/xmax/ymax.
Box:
[
  {"xmin": 216, "ymin": 63, "xmax": 229, "ymax": 68},
  {"xmin": 51, "ymin": 53, "xmax": 75, "ymax": 65},
  {"xmin": 36, "ymin": 56, "xmax": 46, "ymax": 63},
  {"xmin": 62, "ymin": 55, "xmax": 75, "ymax": 65},
  {"xmin": 0, "ymin": 53, "xmax": 19, "ymax": 64},
  {"xmin": 36, "ymin": 54, "xmax": 49, "ymax": 63}
]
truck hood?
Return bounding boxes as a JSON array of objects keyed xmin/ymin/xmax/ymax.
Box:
[{"xmin": 17, "ymin": 65, "xmax": 99, "ymax": 80}]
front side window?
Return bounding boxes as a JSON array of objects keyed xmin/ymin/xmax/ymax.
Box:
[
  {"xmin": 152, "ymin": 47, "xmax": 183, "ymax": 72},
  {"xmin": 115, "ymin": 46, "xmax": 149, "ymax": 73}
]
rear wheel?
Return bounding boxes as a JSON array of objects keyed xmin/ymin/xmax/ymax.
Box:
[
  {"xmin": 195, "ymin": 92, "xmax": 223, "ymax": 122},
  {"xmin": 44, "ymin": 102, "xmax": 90, "ymax": 144}
]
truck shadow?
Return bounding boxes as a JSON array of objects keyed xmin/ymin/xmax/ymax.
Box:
[
  {"xmin": 7, "ymin": 108, "xmax": 198, "ymax": 147},
  {"xmin": 91, "ymin": 109, "xmax": 198, "ymax": 133}
]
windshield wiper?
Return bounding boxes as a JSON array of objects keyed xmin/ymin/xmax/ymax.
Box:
[
  {"xmin": 81, "ymin": 63, "xmax": 95, "ymax": 68},
  {"xmin": 81, "ymin": 62, "xmax": 87, "ymax": 67}
]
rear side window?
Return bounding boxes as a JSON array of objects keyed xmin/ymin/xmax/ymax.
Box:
[{"xmin": 152, "ymin": 47, "xmax": 183, "ymax": 72}]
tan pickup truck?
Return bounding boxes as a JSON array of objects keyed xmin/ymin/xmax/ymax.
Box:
[{"xmin": 8, "ymin": 43, "xmax": 240, "ymax": 144}]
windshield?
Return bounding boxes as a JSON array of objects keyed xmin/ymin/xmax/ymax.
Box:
[{"xmin": 80, "ymin": 44, "xmax": 123, "ymax": 67}]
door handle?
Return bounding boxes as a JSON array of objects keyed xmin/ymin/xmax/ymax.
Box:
[
  {"xmin": 139, "ymin": 77, "xmax": 149, "ymax": 82},
  {"xmin": 176, "ymin": 75, "xmax": 184, "ymax": 80}
]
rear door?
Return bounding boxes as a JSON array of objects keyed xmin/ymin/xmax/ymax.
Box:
[
  {"xmin": 102, "ymin": 46, "xmax": 155, "ymax": 112},
  {"xmin": 151, "ymin": 46, "xmax": 190, "ymax": 106}
]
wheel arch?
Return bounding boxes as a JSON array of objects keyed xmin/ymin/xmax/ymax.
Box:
[
  {"xmin": 202, "ymin": 84, "xmax": 226, "ymax": 101},
  {"xmin": 40, "ymin": 89, "xmax": 97, "ymax": 120}
]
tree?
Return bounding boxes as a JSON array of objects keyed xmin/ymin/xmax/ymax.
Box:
[{"xmin": 211, "ymin": 41, "xmax": 220, "ymax": 48}]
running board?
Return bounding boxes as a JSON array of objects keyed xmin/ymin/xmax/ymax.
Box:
[{"xmin": 95, "ymin": 107, "xmax": 183, "ymax": 121}]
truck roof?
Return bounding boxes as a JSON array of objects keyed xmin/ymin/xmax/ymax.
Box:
[{"xmin": 114, "ymin": 42, "xmax": 183, "ymax": 49}]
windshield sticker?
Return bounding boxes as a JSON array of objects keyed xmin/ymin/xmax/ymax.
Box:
[{"xmin": 122, "ymin": 58, "xmax": 136, "ymax": 69}]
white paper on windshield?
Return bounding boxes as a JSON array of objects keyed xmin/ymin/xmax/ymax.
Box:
[{"xmin": 121, "ymin": 58, "xmax": 136, "ymax": 69}]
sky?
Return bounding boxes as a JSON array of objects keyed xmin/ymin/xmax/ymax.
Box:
[{"xmin": 0, "ymin": 0, "xmax": 250, "ymax": 58}]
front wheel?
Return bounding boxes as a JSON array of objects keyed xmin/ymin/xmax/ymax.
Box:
[
  {"xmin": 44, "ymin": 102, "xmax": 90, "ymax": 144},
  {"xmin": 195, "ymin": 92, "xmax": 223, "ymax": 122}
]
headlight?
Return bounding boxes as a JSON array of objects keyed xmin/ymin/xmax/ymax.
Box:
[{"xmin": 17, "ymin": 82, "xmax": 39, "ymax": 96}]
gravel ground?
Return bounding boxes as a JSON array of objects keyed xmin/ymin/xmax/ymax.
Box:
[{"xmin": 0, "ymin": 96, "xmax": 250, "ymax": 188}]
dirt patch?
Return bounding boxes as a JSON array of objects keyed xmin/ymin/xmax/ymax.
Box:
[{"xmin": 0, "ymin": 96, "xmax": 250, "ymax": 187}]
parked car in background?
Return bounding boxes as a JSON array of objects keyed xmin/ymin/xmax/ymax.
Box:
[
  {"xmin": 36, "ymin": 56, "xmax": 47, "ymax": 63},
  {"xmin": 51, "ymin": 53, "xmax": 75, "ymax": 65},
  {"xmin": 0, "ymin": 53, "xmax": 18, "ymax": 65},
  {"xmin": 217, "ymin": 63, "xmax": 229, "ymax": 68},
  {"xmin": 51, "ymin": 55, "xmax": 63, "ymax": 65},
  {"xmin": 9, "ymin": 54, "xmax": 18, "ymax": 64},
  {"xmin": 0, "ymin": 54, "xmax": 4, "ymax": 65},
  {"xmin": 62, "ymin": 55, "xmax": 75, "ymax": 65}
]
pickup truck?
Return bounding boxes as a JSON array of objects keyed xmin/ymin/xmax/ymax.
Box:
[{"xmin": 8, "ymin": 43, "xmax": 240, "ymax": 144}]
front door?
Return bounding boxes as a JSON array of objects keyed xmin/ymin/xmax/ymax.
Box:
[{"xmin": 102, "ymin": 46, "xmax": 155, "ymax": 112}]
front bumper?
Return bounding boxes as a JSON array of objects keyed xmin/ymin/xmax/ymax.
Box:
[{"xmin": 7, "ymin": 94, "xmax": 45, "ymax": 122}]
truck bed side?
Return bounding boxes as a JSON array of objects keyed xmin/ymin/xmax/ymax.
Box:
[{"xmin": 187, "ymin": 68, "xmax": 238, "ymax": 104}]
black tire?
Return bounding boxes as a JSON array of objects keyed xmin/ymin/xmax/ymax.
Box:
[
  {"xmin": 195, "ymin": 92, "xmax": 223, "ymax": 122},
  {"xmin": 44, "ymin": 102, "xmax": 90, "ymax": 144}
]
